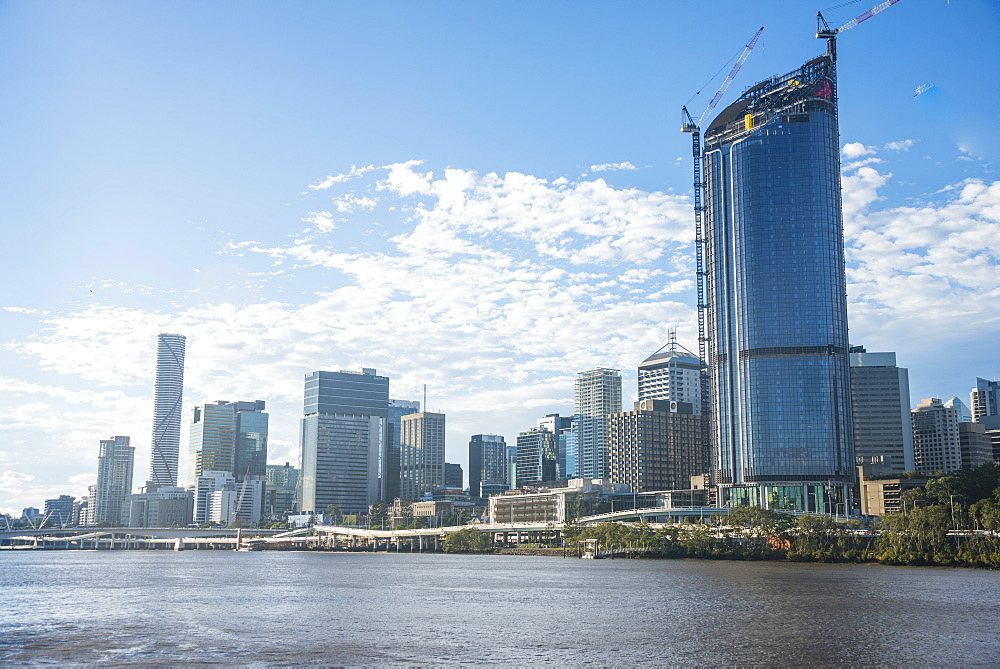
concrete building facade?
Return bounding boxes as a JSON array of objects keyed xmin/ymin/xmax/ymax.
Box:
[
  {"xmin": 911, "ymin": 398, "xmax": 962, "ymax": 474},
  {"xmin": 94, "ymin": 435, "xmax": 134, "ymax": 524},
  {"xmin": 608, "ymin": 400, "xmax": 707, "ymax": 493},
  {"xmin": 849, "ymin": 349, "xmax": 915, "ymax": 474},
  {"xmin": 574, "ymin": 368, "xmax": 622, "ymax": 480},
  {"xmin": 399, "ymin": 411, "xmax": 446, "ymax": 500}
]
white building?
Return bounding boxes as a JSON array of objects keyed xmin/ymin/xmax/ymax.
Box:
[
  {"xmin": 94, "ymin": 435, "xmax": 134, "ymax": 524},
  {"xmin": 911, "ymin": 398, "xmax": 961, "ymax": 474}
]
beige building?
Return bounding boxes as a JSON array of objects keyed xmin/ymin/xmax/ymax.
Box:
[
  {"xmin": 400, "ymin": 412, "xmax": 446, "ymax": 500},
  {"xmin": 858, "ymin": 475, "xmax": 928, "ymax": 516}
]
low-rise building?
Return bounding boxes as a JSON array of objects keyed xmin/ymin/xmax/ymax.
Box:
[
  {"xmin": 122, "ymin": 483, "xmax": 193, "ymax": 528},
  {"xmin": 858, "ymin": 476, "xmax": 928, "ymax": 517},
  {"xmin": 488, "ymin": 479, "xmax": 629, "ymax": 524}
]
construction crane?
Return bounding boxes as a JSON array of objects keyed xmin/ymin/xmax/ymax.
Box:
[
  {"xmin": 817, "ymin": 0, "xmax": 904, "ymax": 59},
  {"xmin": 680, "ymin": 26, "xmax": 763, "ymax": 374}
]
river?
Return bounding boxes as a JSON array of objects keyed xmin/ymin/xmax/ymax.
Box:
[{"xmin": 2, "ymin": 551, "xmax": 999, "ymax": 665}]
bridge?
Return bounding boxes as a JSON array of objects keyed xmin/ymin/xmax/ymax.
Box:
[{"xmin": 0, "ymin": 507, "xmax": 729, "ymax": 551}]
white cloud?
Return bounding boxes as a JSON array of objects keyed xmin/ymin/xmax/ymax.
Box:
[
  {"xmin": 3, "ymin": 307, "xmax": 41, "ymax": 314},
  {"xmin": 332, "ymin": 194, "xmax": 378, "ymax": 213},
  {"xmin": 0, "ymin": 470, "xmax": 36, "ymax": 495},
  {"xmin": 590, "ymin": 162, "xmax": 638, "ymax": 172},
  {"xmin": 843, "ymin": 142, "xmax": 876, "ymax": 159},
  {"xmin": 308, "ymin": 164, "xmax": 378, "ymax": 190},
  {"xmin": 5, "ymin": 156, "xmax": 998, "ymax": 515},
  {"xmin": 884, "ymin": 139, "xmax": 916, "ymax": 152},
  {"xmin": 302, "ymin": 211, "xmax": 336, "ymax": 232}
]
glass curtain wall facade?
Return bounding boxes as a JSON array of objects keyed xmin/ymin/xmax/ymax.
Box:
[
  {"xmin": 469, "ymin": 433, "xmax": 508, "ymax": 500},
  {"xmin": 298, "ymin": 369, "xmax": 388, "ymax": 515},
  {"xmin": 149, "ymin": 333, "xmax": 186, "ymax": 486},
  {"xmin": 702, "ymin": 51, "xmax": 854, "ymax": 511}
]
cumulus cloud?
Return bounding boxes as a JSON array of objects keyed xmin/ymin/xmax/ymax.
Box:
[
  {"xmin": 3, "ymin": 307, "xmax": 41, "ymax": 314},
  {"xmin": 590, "ymin": 162, "xmax": 638, "ymax": 172},
  {"xmin": 843, "ymin": 142, "xmax": 876, "ymax": 159},
  {"xmin": 843, "ymin": 157, "xmax": 1000, "ymax": 350},
  {"xmin": 884, "ymin": 139, "xmax": 916, "ymax": 152},
  {"xmin": 5, "ymin": 156, "xmax": 998, "ymax": 514}
]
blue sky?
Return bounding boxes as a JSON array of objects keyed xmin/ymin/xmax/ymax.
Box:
[{"xmin": 2, "ymin": 0, "xmax": 998, "ymax": 514}]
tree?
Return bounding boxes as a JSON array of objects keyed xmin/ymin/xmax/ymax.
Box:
[{"xmin": 442, "ymin": 527, "xmax": 494, "ymax": 553}]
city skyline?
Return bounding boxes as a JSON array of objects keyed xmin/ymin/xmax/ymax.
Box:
[{"xmin": 2, "ymin": 1, "xmax": 999, "ymax": 514}]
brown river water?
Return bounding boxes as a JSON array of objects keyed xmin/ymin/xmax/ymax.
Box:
[{"xmin": 2, "ymin": 550, "xmax": 999, "ymax": 665}]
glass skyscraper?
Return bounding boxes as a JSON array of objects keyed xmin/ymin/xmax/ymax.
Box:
[
  {"xmin": 149, "ymin": 333, "xmax": 186, "ymax": 487},
  {"xmin": 469, "ymin": 433, "xmax": 508, "ymax": 500},
  {"xmin": 702, "ymin": 47, "xmax": 854, "ymax": 511},
  {"xmin": 299, "ymin": 369, "xmax": 388, "ymax": 515}
]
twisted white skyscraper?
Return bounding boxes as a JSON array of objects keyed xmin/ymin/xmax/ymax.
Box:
[{"xmin": 149, "ymin": 333, "xmax": 186, "ymax": 486}]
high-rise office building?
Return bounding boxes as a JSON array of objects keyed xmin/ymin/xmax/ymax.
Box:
[
  {"xmin": 849, "ymin": 349, "xmax": 914, "ymax": 474},
  {"xmin": 911, "ymin": 398, "xmax": 961, "ymax": 474},
  {"xmin": 265, "ymin": 462, "xmax": 299, "ymax": 516},
  {"xmin": 94, "ymin": 436, "xmax": 134, "ymax": 524},
  {"xmin": 701, "ymin": 43, "xmax": 854, "ymax": 511},
  {"xmin": 958, "ymin": 422, "xmax": 994, "ymax": 469},
  {"xmin": 399, "ymin": 411, "xmax": 446, "ymax": 500},
  {"xmin": 944, "ymin": 397, "xmax": 973, "ymax": 424},
  {"xmin": 43, "ymin": 495, "xmax": 75, "ymax": 526},
  {"xmin": 971, "ymin": 378, "xmax": 1000, "ymax": 422},
  {"xmin": 187, "ymin": 400, "xmax": 268, "ymax": 489},
  {"xmin": 574, "ymin": 368, "xmax": 622, "ymax": 480},
  {"xmin": 469, "ymin": 434, "xmax": 508, "ymax": 500},
  {"xmin": 384, "ymin": 399, "xmax": 420, "ymax": 501},
  {"xmin": 149, "ymin": 333, "xmax": 186, "ymax": 486},
  {"xmin": 444, "ymin": 463, "xmax": 463, "ymax": 489},
  {"xmin": 638, "ymin": 337, "xmax": 706, "ymax": 415},
  {"xmin": 608, "ymin": 400, "xmax": 706, "ymax": 493},
  {"xmin": 299, "ymin": 369, "xmax": 389, "ymax": 515},
  {"xmin": 536, "ymin": 414, "xmax": 574, "ymax": 479},
  {"xmin": 515, "ymin": 427, "xmax": 558, "ymax": 487}
]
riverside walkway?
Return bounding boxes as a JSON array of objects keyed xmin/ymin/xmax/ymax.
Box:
[{"xmin": 0, "ymin": 507, "xmax": 728, "ymax": 550}]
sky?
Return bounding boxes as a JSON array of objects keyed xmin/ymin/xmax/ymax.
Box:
[{"xmin": 1, "ymin": 0, "xmax": 998, "ymax": 515}]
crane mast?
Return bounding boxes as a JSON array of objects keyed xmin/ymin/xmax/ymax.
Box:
[{"xmin": 680, "ymin": 26, "xmax": 762, "ymax": 382}]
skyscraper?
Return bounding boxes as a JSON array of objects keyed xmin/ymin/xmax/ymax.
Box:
[
  {"xmin": 399, "ymin": 411, "xmax": 445, "ymax": 500},
  {"xmin": 187, "ymin": 400, "xmax": 268, "ymax": 490},
  {"xmin": 608, "ymin": 400, "xmax": 705, "ymax": 493},
  {"xmin": 700, "ymin": 43, "xmax": 854, "ymax": 511},
  {"xmin": 469, "ymin": 434, "xmax": 508, "ymax": 500},
  {"xmin": 971, "ymin": 378, "xmax": 1000, "ymax": 422},
  {"xmin": 911, "ymin": 398, "xmax": 961, "ymax": 474},
  {"xmin": 149, "ymin": 333, "xmax": 186, "ymax": 487},
  {"xmin": 384, "ymin": 399, "xmax": 420, "ymax": 501},
  {"xmin": 638, "ymin": 336, "xmax": 706, "ymax": 415},
  {"xmin": 536, "ymin": 414, "xmax": 574, "ymax": 479},
  {"xmin": 515, "ymin": 427, "xmax": 558, "ymax": 487},
  {"xmin": 574, "ymin": 368, "xmax": 622, "ymax": 480},
  {"xmin": 849, "ymin": 349, "xmax": 914, "ymax": 474},
  {"xmin": 299, "ymin": 369, "xmax": 388, "ymax": 515},
  {"xmin": 94, "ymin": 435, "xmax": 134, "ymax": 524}
]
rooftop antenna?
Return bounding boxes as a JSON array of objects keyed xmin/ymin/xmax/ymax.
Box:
[{"xmin": 423, "ymin": 384, "xmax": 427, "ymax": 413}]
